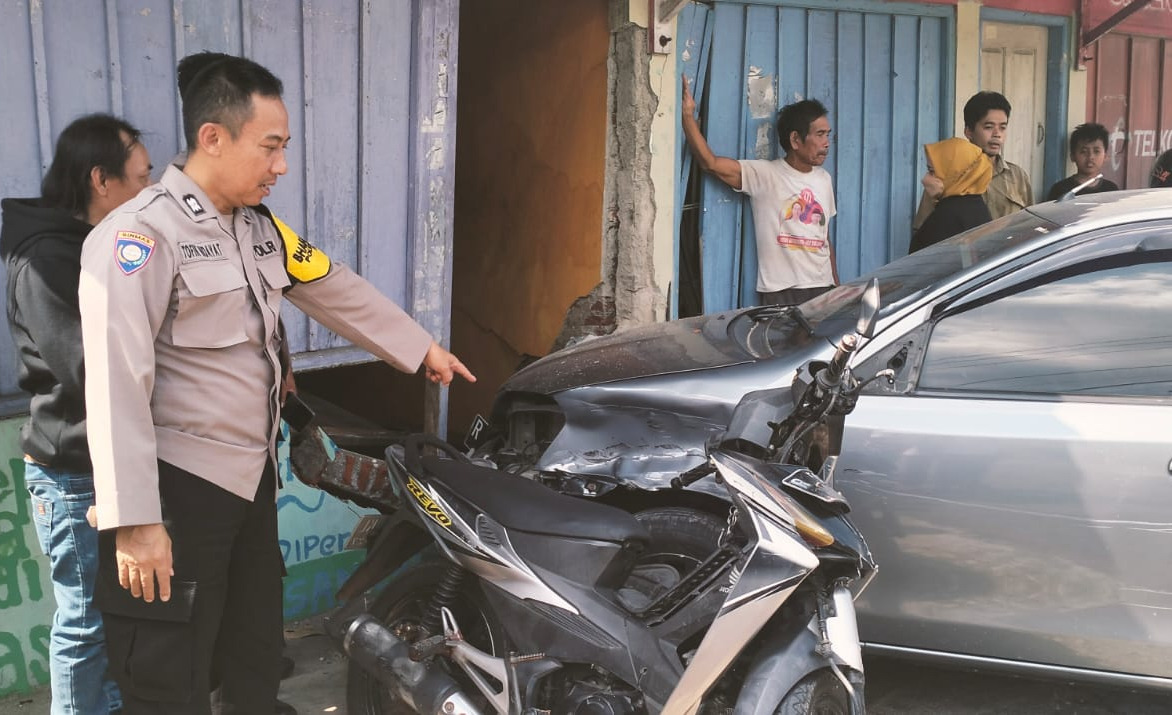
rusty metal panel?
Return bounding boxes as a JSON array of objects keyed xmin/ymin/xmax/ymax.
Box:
[
  {"xmin": 1088, "ymin": 33, "xmax": 1172, "ymax": 188},
  {"xmin": 0, "ymin": 0, "xmax": 459, "ymax": 409}
]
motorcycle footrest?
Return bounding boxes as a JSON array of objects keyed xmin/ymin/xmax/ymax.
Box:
[{"xmin": 407, "ymin": 634, "xmax": 447, "ymax": 661}]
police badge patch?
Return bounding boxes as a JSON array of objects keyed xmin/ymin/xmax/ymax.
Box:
[{"xmin": 115, "ymin": 231, "xmax": 156, "ymax": 275}]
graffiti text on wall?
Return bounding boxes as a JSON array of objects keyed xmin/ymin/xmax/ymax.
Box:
[
  {"xmin": 1107, "ymin": 119, "xmax": 1172, "ymax": 171},
  {"xmin": 0, "ymin": 456, "xmax": 51, "ymax": 696},
  {"xmin": 1129, "ymin": 129, "xmax": 1172, "ymax": 158}
]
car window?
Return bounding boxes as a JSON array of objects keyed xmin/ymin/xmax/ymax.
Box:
[
  {"xmin": 918, "ymin": 254, "xmax": 1172, "ymax": 398},
  {"xmin": 797, "ymin": 209, "xmax": 1058, "ymax": 341}
]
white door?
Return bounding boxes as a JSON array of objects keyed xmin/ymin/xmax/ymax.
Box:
[{"xmin": 981, "ymin": 22, "xmax": 1048, "ymax": 203}]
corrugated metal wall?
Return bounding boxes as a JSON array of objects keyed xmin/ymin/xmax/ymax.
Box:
[
  {"xmin": 691, "ymin": 0, "xmax": 953, "ymax": 312},
  {"xmin": 0, "ymin": 0, "xmax": 458, "ymax": 410},
  {"xmin": 1086, "ymin": 33, "xmax": 1172, "ymax": 189}
]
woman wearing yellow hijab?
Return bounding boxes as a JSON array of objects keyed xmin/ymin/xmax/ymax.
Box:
[{"xmin": 909, "ymin": 137, "xmax": 994, "ymax": 253}]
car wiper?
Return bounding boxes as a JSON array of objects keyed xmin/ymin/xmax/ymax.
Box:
[
  {"xmin": 788, "ymin": 306, "xmax": 815, "ymax": 336},
  {"xmin": 749, "ymin": 304, "xmax": 815, "ymax": 336}
]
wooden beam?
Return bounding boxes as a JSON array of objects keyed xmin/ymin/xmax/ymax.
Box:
[{"xmin": 1082, "ymin": 0, "xmax": 1151, "ymax": 48}]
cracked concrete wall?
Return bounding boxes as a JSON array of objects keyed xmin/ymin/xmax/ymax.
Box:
[{"xmin": 602, "ymin": 0, "xmax": 669, "ymax": 330}]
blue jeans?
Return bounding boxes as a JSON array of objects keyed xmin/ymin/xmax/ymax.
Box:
[{"xmin": 25, "ymin": 461, "xmax": 122, "ymax": 714}]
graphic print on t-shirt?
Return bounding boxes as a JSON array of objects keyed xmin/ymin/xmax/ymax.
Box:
[{"xmin": 778, "ymin": 188, "xmax": 827, "ymax": 251}]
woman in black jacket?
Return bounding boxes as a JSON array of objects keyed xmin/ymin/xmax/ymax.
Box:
[{"xmin": 909, "ymin": 137, "xmax": 994, "ymax": 253}]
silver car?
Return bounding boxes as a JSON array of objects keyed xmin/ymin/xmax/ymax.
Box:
[{"xmin": 478, "ymin": 189, "xmax": 1172, "ymax": 691}]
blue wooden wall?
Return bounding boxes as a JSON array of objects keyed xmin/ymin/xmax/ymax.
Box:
[
  {"xmin": 0, "ymin": 0, "xmax": 458, "ymax": 409},
  {"xmin": 684, "ymin": 0, "xmax": 954, "ymax": 313}
]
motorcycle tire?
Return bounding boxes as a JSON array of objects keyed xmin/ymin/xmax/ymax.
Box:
[
  {"xmin": 345, "ymin": 556, "xmax": 505, "ymax": 715},
  {"xmin": 773, "ymin": 670, "xmax": 849, "ymax": 715},
  {"xmin": 635, "ymin": 506, "xmax": 727, "ymax": 570},
  {"xmin": 616, "ymin": 507, "xmax": 727, "ymax": 610}
]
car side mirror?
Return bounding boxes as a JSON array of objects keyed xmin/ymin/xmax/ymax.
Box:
[{"xmin": 856, "ymin": 278, "xmax": 880, "ymax": 338}]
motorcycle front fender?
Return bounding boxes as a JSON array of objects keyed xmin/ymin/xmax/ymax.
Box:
[
  {"xmin": 734, "ymin": 586, "xmax": 865, "ymax": 715},
  {"xmin": 334, "ymin": 511, "xmax": 431, "ymax": 602}
]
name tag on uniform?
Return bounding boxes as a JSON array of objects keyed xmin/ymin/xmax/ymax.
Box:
[
  {"xmin": 177, "ymin": 240, "xmax": 227, "ymax": 263},
  {"xmin": 252, "ymin": 238, "xmax": 280, "ymax": 259}
]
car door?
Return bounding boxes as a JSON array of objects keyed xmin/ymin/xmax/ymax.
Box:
[{"xmin": 839, "ymin": 226, "xmax": 1172, "ymax": 678}]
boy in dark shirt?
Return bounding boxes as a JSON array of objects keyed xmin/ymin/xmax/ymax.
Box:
[{"xmin": 1046, "ymin": 123, "xmax": 1119, "ymax": 201}]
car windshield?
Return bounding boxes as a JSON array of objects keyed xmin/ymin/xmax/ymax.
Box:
[{"xmin": 796, "ymin": 208, "xmax": 1061, "ymax": 339}]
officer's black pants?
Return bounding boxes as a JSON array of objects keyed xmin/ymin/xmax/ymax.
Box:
[{"xmin": 99, "ymin": 461, "xmax": 283, "ymax": 715}]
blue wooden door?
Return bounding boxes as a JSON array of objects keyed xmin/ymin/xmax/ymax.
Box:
[{"xmin": 685, "ymin": 1, "xmax": 954, "ymax": 312}]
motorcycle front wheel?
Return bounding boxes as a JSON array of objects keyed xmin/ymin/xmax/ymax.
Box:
[
  {"xmin": 773, "ymin": 670, "xmax": 850, "ymax": 715},
  {"xmin": 345, "ymin": 556, "xmax": 506, "ymax": 715}
]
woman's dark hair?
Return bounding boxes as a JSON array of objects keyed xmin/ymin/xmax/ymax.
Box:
[
  {"xmin": 776, "ymin": 99, "xmax": 828, "ymax": 153},
  {"xmin": 40, "ymin": 113, "xmax": 142, "ymax": 217},
  {"xmin": 177, "ymin": 51, "xmax": 283, "ymax": 149}
]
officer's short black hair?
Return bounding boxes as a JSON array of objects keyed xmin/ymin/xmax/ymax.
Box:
[
  {"xmin": 41, "ymin": 113, "xmax": 142, "ymax": 218},
  {"xmin": 776, "ymin": 99, "xmax": 829, "ymax": 154},
  {"xmin": 963, "ymin": 91, "xmax": 1012, "ymax": 130},
  {"xmin": 1068, "ymin": 123, "xmax": 1109, "ymax": 157},
  {"xmin": 177, "ymin": 52, "xmax": 284, "ymax": 149}
]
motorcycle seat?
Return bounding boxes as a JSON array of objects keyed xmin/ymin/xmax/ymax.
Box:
[{"xmin": 418, "ymin": 455, "xmax": 650, "ymax": 545}]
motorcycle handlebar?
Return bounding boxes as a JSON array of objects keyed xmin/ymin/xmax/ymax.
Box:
[{"xmin": 825, "ymin": 333, "xmax": 858, "ymax": 384}]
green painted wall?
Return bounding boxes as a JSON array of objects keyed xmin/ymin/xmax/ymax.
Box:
[
  {"xmin": 0, "ymin": 419, "xmax": 53, "ymax": 698},
  {"xmin": 0, "ymin": 416, "xmax": 372, "ymax": 697}
]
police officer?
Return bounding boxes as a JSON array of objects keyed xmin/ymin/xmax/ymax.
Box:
[{"xmin": 78, "ymin": 52, "xmax": 474, "ymax": 714}]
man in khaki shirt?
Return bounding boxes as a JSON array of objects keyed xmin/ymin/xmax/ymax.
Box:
[
  {"xmin": 913, "ymin": 91, "xmax": 1032, "ymax": 231},
  {"xmin": 78, "ymin": 52, "xmax": 474, "ymax": 714}
]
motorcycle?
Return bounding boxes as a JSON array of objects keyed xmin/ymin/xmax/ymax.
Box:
[{"xmin": 292, "ymin": 280, "xmax": 886, "ymax": 715}]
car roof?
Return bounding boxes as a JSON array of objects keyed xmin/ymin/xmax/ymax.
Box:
[{"xmin": 1029, "ymin": 188, "xmax": 1172, "ymax": 236}]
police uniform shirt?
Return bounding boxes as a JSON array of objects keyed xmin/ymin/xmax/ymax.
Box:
[{"xmin": 79, "ymin": 164, "xmax": 432, "ymax": 530}]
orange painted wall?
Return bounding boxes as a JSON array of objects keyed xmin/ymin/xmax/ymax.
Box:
[{"xmin": 449, "ymin": 0, "xmax": 610, "ymax": 434}]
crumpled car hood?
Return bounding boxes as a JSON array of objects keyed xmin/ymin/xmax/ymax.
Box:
[
  {"xmin": 488, "ymin": 307, "xmax": 828, "ymax": 491},
  {"xmin": 503, "ymin": 307, "xmax": 804, "ymax": 396}
]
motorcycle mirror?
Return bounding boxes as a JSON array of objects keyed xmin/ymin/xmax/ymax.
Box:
[{"xmin": 856, "ymin": 278, "xmax": 881, "ymax": 338}]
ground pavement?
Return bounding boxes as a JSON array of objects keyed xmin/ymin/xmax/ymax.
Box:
[{"xmin": 1, "ymin": 617, "xmax": 1169, "ymax": 713}]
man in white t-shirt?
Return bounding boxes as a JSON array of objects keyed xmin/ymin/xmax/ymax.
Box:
[{"xmin": 682, "ymin": 77, "xmax": 839, "ymax": 306}]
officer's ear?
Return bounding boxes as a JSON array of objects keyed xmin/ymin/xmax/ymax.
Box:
[
  {"xmin": 89, "ymin": 166, "xmax": 108, "ymax": 197},
  {"xmin": 196, "ymin": 122, "xmax": 227, "ymax": 157}
]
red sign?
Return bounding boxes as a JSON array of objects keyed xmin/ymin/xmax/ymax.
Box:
[{"xmin": 1084, "ymin": 0, "xmax": 1172, "ymax": 39}]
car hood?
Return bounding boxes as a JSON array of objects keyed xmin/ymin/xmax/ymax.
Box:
[{"xmin": 503, "ymin": 307, "xmax": 811, "ymax": 395}]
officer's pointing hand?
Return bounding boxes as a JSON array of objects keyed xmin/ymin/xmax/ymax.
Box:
[
  {"xmin": 116, "ymin": 523, "xmax": 174, "ymax": 603},
  {"xmin": 423, "ymin": 341, "xmax": 476, "ymax": 386}
]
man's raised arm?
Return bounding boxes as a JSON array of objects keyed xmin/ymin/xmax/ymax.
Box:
[{"xmin": 681, "ymin": 76, "xmax": 743, "ymax": 191}]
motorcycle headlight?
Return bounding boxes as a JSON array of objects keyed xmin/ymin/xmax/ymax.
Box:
[
  {"xmin": 775, "ymin": 489, "xmax": 835, "ymax": 548},
  {"xmin": 715, "ymin": 451, "xmax": 835, "ymax": 548},
  {"xmin": 738, "ymin": 463, "xmax": 836, "ymax": 548}
]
